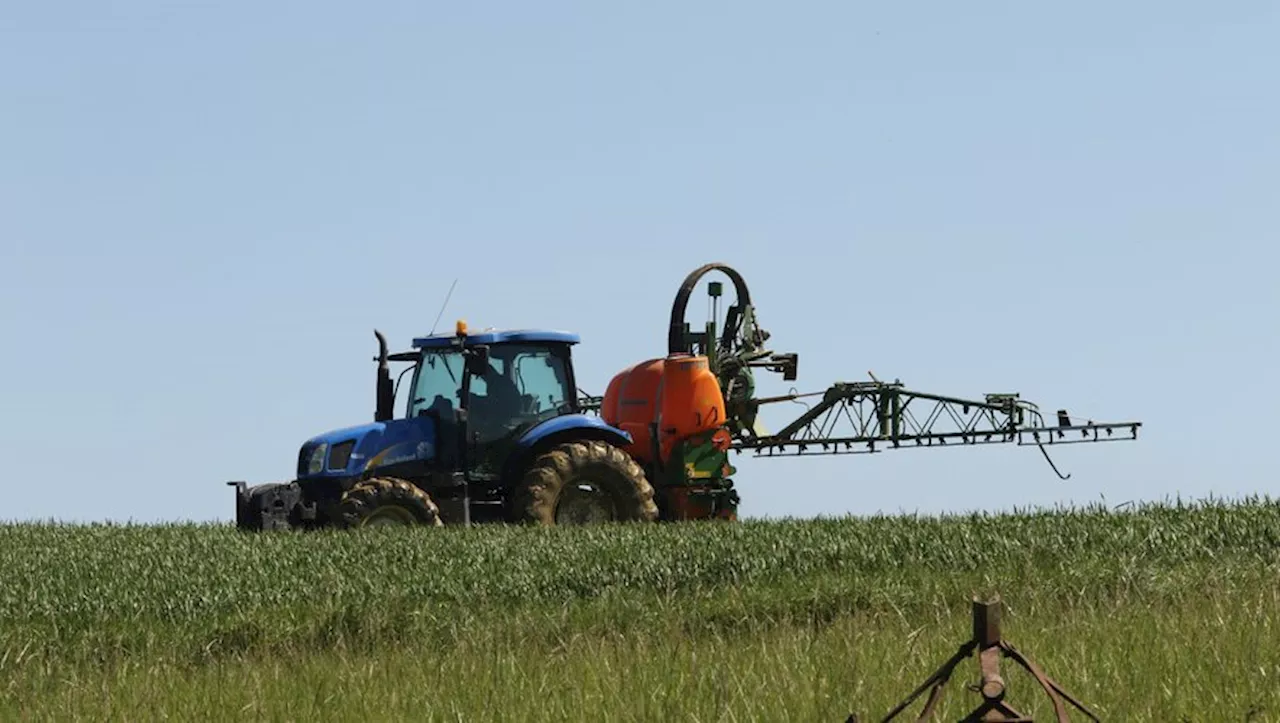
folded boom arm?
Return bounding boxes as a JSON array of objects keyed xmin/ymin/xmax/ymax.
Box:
[{"xmin": 737, "ymin": 379, "xmax": 1141, "ymax": 462}]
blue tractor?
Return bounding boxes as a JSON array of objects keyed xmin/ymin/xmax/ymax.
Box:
[{"xmin": 227, "ymin": 321, "xmax": 659, "ymax": 530}]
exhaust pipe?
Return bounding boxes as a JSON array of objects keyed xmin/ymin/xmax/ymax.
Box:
[{"xmin": 374, "ymin": 329, "xmax": 394, "ymax": 422}]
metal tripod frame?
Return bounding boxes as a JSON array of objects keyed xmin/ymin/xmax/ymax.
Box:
[{"xmin": 867, "ymin": 596, "xmax": 1100, "ymax": 723}]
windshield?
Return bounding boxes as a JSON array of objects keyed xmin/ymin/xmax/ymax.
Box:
[
  {"xmin": 408, "ymin": 349, "xmax": 465, "ymax": 419},
  {"xmin": 406, "ymin": 344, "xmax": 574, "ymax": 436}
]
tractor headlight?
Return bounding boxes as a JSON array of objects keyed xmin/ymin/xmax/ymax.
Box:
[{"xmin": 307, "ymin": 443, "xmax": 328, "ymax": 476}]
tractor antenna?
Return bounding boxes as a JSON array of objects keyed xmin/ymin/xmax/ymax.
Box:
[{"xmin": 429, "ymin": 278, "xmax": 459, "ymax": 336}]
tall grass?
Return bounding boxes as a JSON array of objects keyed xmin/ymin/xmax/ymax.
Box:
[{"xmin": 2, "ymin": 496, "xmax": 1278, "ymax": 720}]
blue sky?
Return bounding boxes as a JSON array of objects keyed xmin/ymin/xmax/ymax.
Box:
[{"xmin": 2, "ymin": 1, "xmax": 1276, "ymax": 523}]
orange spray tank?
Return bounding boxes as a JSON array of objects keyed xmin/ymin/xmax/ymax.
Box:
[
  {"xmin": 601, "ymin": 354, "xmax": 726, "ymax": 465},
  {"xmin": 601, "ymin": 354, "xmax": 737, "ymax": 521}
]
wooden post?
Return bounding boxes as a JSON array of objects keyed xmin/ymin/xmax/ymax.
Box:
[
  {"xmin": 972, "ymin": 595, "xmax": 1002, "ymax": 647},
  {"xmin": 973, "ymin": 596, "xmax": 1006, "ymax": 702}
]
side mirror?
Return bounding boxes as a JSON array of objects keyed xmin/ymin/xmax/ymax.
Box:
[{"xmin": 464, "ymin": 345, "xmax": 491, "ymax": 377}]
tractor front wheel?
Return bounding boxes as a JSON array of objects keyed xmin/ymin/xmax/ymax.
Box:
[
  {"xmin": 514, "ymin": 440, "xmax": 658, "ymax": 525},
  {"xmin": 337, "ymin": 477, "xmax": 443, "ymax": 528}
]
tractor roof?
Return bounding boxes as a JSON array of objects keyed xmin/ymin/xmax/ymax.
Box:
[{"xmin": 411, "ymin": 329, "xmax": 581, "ymax": 349}]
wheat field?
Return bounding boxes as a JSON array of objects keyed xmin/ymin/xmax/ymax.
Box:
[{"xmin": 2, "ymin": 496, "xmax": 1278, "ymax": 720}]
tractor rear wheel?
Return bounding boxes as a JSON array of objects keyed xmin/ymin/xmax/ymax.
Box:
[
  {"xmin": 337, "ymin": 477, "xmax": 443, "ymax": 528},
  {"xmin": 514, "ymin": 440, "xmax": 658, "ymax": 525}
]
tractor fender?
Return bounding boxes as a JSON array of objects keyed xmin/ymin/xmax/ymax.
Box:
[
  {"xmin": 517, "ymin": 414, "xmax": 632, "ymax": 451},
  {"xmin": 502, "ymin": 414, "xmax": 634, "ymax": 481}
]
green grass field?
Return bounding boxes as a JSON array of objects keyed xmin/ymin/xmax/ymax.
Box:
[{"xmin": 3, "ymin": 496, "xmax": 1279, "ymax": 721}]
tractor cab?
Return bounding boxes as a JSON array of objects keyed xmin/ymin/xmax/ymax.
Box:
[{"xmin": 403, "ymin": 322, "xmax": 584, "ymax": 467}]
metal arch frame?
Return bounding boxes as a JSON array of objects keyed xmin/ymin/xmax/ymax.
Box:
[{"xmin": 668, "ymin": 261, "xmax": 756, "ymax": 357}]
